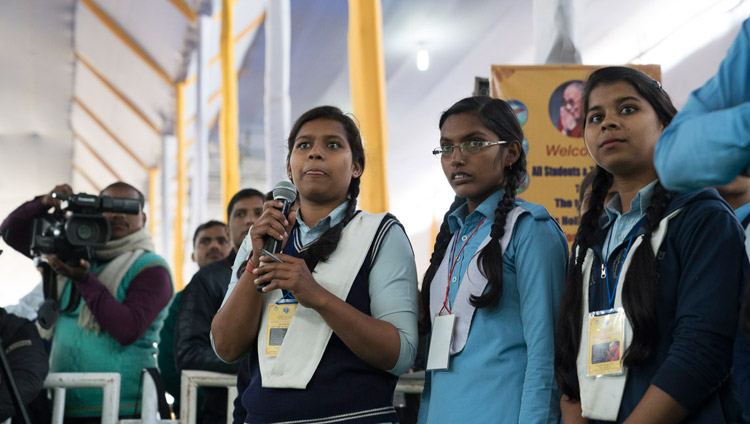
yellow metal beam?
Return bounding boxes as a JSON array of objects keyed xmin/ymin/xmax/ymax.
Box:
[
  {"xmin": 235, "ymin": 13, "xmax": 265, "ymax": 44},
  {"xmin": 173, "ymin": 83, "xmax": 188, "ymax": 291},
  {"xmin": 220, "ymin": 0, "xmax": 240, "ymax": 214},
  {"xmin": 167, "ymin": 0, "xmax": 197, "ymax": 23},
  {"xmin": 74, "ymin": 97, "xmax": 150, "ymax": 171},
  {"xmin": 207, "ymin": 113, "xmax": 220, "ymax": 131},
  {"xmin": 208, "ymin": 88, "xmax": 222, "ymax": 104},
  {"xmin": 148, "ymin": 168, "xmax": 158, "ymax": 237},
  {"xmin": 80, "ymin": 0, "xmax": 174, "ymax": 86},
  {"xmin": 184, "ymin": 74, "xmax": 198, "ymax": 86},
  {"xmin": 75, "ymin": 52, "xmax": 161, "ymax": 135},
  {"xmin": 72, "ymin": 163, "xmax": 102, "ymax": 193},
  {"xmin": 208, "ymin": 13, "xmax": 265, "ymax": 68},
  {"xmin": 348, "ymin": 0, "xmax": 389, "ymax": 212},
  {"xmin": 74, "ymin": 131, "xmax": 124, "ymax": 181}
]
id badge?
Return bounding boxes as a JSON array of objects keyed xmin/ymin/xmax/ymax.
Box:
[
  {"xmin": 265, "ymin": 303, "xmax": 297, "ymax": 356},
  {"xmin": 587, "ymin": 307, "xmax": 625, "ymax": 377},
  {"xmin": 426, "ymin": 313, "xmax": 456, "ymax": 371}
]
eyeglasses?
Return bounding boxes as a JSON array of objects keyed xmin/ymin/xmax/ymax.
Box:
[{"xmin": 432, "ymin": 140, "xmax": 509, "ymax": 158}]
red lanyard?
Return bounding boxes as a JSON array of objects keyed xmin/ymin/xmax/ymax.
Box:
[{"xmin": 440, "ymin": 217, "xmax": 486, "ymax": 315}]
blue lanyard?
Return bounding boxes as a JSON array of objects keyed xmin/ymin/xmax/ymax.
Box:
[
  {"xmin": 604, "ymin": 217, "xmax": 646, "ymax": 309},
  {"xmin": 276, "ymin": 227, "xmax": 298, "ymax": 305}
]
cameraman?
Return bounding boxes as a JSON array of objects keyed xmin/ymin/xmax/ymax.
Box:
[{"xmin": 0, "ymin": 182, "xmax": 173, "ymax": 419}]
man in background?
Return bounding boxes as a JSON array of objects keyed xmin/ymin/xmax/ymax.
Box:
[
  {"xmin": 158, "ymin": 220, "xmax": 232, "ymax": 415},
  {"xmin": 175, "ymin": 188, "xmax": 264, "ymax": 423}
]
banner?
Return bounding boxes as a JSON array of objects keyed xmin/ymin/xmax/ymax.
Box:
[{"xmin": 490, "ymin": 65, "xmax": 661, "ymax": 244}]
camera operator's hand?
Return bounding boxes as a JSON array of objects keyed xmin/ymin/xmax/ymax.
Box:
[
  {"xmin": 45, "ymin": 255, "xmax": 91, "ymax": 282},
  {"xmin": 41, "ymin": 184, "xmax": 73, "ymax": 210}
]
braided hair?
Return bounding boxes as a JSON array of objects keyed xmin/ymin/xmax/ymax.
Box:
[
  {"xmin": 555, "ymin": 67, "xmax": 678, "ymax": 400},
  {"xmin": 285, "ymin": 106, "xmax": 365, "ymax": 270},
  {"xmin": 419, "ymin": 96, "xmax": 527, "ymax": 334}
]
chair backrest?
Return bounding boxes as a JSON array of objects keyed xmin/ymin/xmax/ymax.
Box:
[{"xmin": 43, "ymin": 372, "xmax": 121, "ymax": 424}]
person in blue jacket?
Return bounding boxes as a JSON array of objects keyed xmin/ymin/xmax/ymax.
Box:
[
  {"xmin": 654, "ymin": 18, "xmax": 750, "ymax": 191},
  {"xmin": 418, "ymin": 96, "xmax": 568, "ymax": 423},
  {"xmin": 555, "ymin": 66, "xmax": 748, "ymax": 423}
]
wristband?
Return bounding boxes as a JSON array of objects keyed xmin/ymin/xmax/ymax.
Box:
[{"xmin": 245, "ymin": 258, "xmax": 257, "ymax": 274}]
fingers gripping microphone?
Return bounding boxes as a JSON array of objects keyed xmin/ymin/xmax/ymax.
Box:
[{"xmin": 257, "ymin": 180, "xmax": 297, "ymax": 292}]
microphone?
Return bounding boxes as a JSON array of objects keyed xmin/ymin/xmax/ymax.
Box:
[{"xmin": 257, "ymin": 180, "xmax": 297, "ymax": 292}]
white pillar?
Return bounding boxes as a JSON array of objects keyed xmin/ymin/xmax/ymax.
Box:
[
  {"xmin": 161, "ymin": 135, "xmax": 176, "ymax": 269},
  {"xmin": 533, "ymin": 0, "xmax": 581, "ymax": 64},
  {"xmin": 192, "ymin": 14, "xmax": 212, "ymax": 226},
  {"xmin": 263, "ymin": 0, "xmax": 292, "ymax": 190}
]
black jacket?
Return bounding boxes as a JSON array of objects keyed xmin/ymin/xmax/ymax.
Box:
[
  {"xmin": 175, "ymin": 251, "xmax": 240, "ymax": 423},
  {"xmin": 0, "ymin": 308, "xmax": 49, "ymax": 420}
]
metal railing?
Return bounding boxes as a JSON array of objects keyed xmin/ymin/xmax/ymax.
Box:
[
  {"xmin": 43, "ymin": 372, "xmax": 121, "ymax": 424},
  {"xmin": 37, "ymin": 369, "xmax": 425, "ymax": 423},
  {"xmin": 179, "ymin": 370, "xmax": 237, "ymax": 424}
]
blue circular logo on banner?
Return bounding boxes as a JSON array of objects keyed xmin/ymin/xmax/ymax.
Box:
[{"xmin": 508, "ymin": 100, "xmax": 528, "ymax": 126}]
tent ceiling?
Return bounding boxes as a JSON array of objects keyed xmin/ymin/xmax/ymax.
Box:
[{"xmin": 1, "ymin": 0, "xmax": 749, "ymax": 303}]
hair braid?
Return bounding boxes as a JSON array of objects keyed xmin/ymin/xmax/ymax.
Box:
[
  {"xmin": 419, "ymin": 197, "xmax": 466, "ymax": 334},
  {"xmin": 302, "ymin": 180, "xmax": 360, "ymax": 270},
  {"xmin": 471, "ymin": 162, "xmax": 523, "ymax": 308},
  {"xmin": 555, "ymin": 166, "xmax": 613, "ymax": 400},
  {"xmin": 620, "ymin": 181, "xmax": 671, "ymax": 365}
]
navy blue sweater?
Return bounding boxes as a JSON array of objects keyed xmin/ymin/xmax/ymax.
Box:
[{"xmin": 584, "ymin": 189, "xmax": 748, "ymax": 423}]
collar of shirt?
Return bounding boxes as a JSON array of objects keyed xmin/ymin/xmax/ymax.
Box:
[
  {"xmin": 735, "ymin": 201, "xmax": 750, "ymax": 226},
  {"xmin": 447, "ymin": 189, "xmax": 505, "ymax": 234},
  {"xmin": 602, "ymin": 180, "xmax": 657, "ymax": 258},
  {"xmin": 295, "ymin": 201, "xmax": 349, "ymax": 247}
]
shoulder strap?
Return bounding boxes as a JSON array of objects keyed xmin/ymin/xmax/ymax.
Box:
[
  {"xmin": 142, "ymin": 368, "xmax": 172, "ymax": 418},
  {"xmin": 367, "ymin": 213, "xmax": 406, "ymax": 268}
]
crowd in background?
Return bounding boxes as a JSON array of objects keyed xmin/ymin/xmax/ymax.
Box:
[{"xmin": 0, "ymin": 16, "xmax": 749, "ymax": 424}]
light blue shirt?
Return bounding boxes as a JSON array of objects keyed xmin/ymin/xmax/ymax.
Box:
[
  {"xmin": 444, "ymin": 190, "xmax": 504, "ymax": 309},
  {"xmin": 602, "ymin": 180, "xmax": 657, "ymax": 258},
  {"xmin": 214, "ymin": 202, "xmax": 419, "ymax": 376},
  {"xmin": 419, "ymin": 193, "xmax": 567, "ymax": 424},
  {"xmin": 654, "ymin": 18, "xmax": 750, "ymax": 191},
  {"xmin": 735, "ymin": 201, "xmax": 750, "ymax": 226}
]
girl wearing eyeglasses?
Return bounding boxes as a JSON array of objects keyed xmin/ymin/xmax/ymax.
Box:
[
  {"xmin": 554, "ymin": 66, "xmax": 748, "ymax": 423},
  {"xmin": 418, "ymin": 96, "xmax": 567, "ymax": 423}
]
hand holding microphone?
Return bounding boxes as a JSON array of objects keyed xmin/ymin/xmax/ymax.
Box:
[{"xmin": 250, "ymin": 181, "xmax": 297, "ymax": 292}]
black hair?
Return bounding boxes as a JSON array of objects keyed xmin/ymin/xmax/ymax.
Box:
[
  {"xmin": 192, "ymin": 220, "xmax": 226, "ymax": 246},
  {"xmin": 286, "ymin": 105, "xmax": 365, "ymax": 269},
  {"xmin": 227, "ymin": 188, "xmax": 265, "ymax": 219},
  {"xmin": 743, "ymin": 292, "xmax": 750, "ymax": 337},
  {"xmin": 101, "ymin": 181, "xmax": 145, "ymax": 209},
  {"xmin": 577, "ymin": 169, "xmax": 597, "ymax": 214},
  {"xmin": 581, "ymin": 66, "xmax": 677, "ymax": 130},
  {"xmin": 419, "ymin": 96, "xmax": 527, "ymax": 334},
  {"xmin": 555, "ymin": 66, "xmax": 677, "ymax": 400}
]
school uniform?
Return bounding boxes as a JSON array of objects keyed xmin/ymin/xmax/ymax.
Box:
[
  {"xmin": 418, "ymin": 190, "xmax": 568, "ymax": 423},
  {"xmin": 732, "ymin": 201, "xmax": 750, "ymax": 420},
  {"xmin": 214, "ymin": 204, "xmax": 419, "ymax": 424},
  {"xmin": 575, "ymin": 186, "xmax": 748, "ymax": 423}
]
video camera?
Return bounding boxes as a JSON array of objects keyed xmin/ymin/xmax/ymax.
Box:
[{"xmin": 30, "ymin": 192, "xmax": 140, "ymax": 264}]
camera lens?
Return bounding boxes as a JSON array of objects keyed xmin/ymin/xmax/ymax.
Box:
[{"xmin": 77, "ymin": 224, "xmax": 93, "ymax": 241}]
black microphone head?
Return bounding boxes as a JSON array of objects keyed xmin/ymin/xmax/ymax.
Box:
[{"xmin": 273, "ymin": 180, "xmax": 297, "ymax": 204}]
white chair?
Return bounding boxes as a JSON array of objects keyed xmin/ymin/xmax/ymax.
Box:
[
  {"xmin": 179, "ymin": 370, "xmax": 237, "ymax": 424},
  {"xmin": 42, "ymin": 372, "xmax": 120, "ymax": 424}
]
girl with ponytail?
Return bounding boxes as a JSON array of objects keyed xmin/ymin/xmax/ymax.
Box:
[
  {"xmin": 555, "ymin": 66, "xmax": 748, "ymax": 423},
  {"xmin": 212, "ymin": 106, "xmax": 419, "ymax": 424},
  {"xmin": 418, "ymin": 96, "xmax": 568, "ymax": 423}
]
